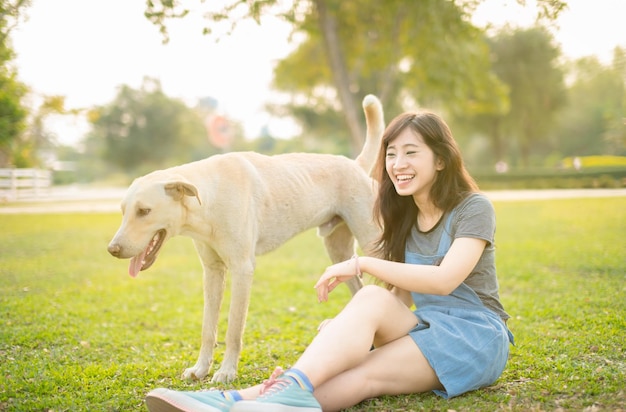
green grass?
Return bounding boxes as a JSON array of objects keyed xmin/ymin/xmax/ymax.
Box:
[{"xmin": 1, "ymin": 197, "xmax": 625, "ymax": 411}]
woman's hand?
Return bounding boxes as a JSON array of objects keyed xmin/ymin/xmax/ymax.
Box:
[{"xmin": 314, "ymin": 257, "xmax": 360, "ymax": 302}]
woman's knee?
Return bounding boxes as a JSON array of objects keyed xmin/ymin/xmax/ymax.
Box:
[
  {"xmin": 351, "ymin": 284, "xmax": 396, "ymax": 307},
  {"xmin": 341, "ymin": 285, "xmax": 410, "ymax": 329}
]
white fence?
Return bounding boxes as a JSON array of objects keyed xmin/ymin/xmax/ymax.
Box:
[{"xmin": 0, "ymin": 169, "xmax": 52, "ymax": 200}]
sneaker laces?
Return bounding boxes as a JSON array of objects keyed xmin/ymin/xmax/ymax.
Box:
[{"xmin": 260, "ymin": 367, "xmax": 288, "ymax": 396}]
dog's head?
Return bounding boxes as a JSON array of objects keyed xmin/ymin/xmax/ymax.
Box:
[{"xmin": 107, "ymin": 173, "xmax": 201, "ymax": 277}]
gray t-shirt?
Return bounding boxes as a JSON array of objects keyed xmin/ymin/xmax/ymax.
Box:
[{"xmin": 406, "ymin": 193, "xmax": 510, "ymax": 321}]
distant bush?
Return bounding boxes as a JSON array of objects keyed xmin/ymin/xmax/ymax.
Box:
[
  {"xmin": 561, "ymin": 155, "xmax": 626, "ymax": 168},
  {"xmin": 473, "ymin": 165, "xmax": 626, "ymax": 190},
  {"xmin": 471, "ymin": 155, "xmax": 626, "ymax": 189}
]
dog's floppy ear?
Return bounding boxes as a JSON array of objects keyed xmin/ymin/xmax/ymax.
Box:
[{"xmin": 164, "ymin": 181, "xmax": 202, "ymax": 205}]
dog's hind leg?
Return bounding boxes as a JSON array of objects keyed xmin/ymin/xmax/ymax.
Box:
[
  {"xmin": 182, "ymin": 242, "xmax": 226, "ymax": 381},
  {"xmin": 319, "ymin": 219, "xmax": 363, "ymax": 296}
]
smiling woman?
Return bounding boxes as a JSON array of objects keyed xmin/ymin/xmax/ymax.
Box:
[{"xmin": 384, "ymin": 128, "xmax": 444, "ymax": 202}]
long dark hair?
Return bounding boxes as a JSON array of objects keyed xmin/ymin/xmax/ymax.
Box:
[{"xmin": 372, "ymin": 111, "xmax": 479, "ymax": 264}]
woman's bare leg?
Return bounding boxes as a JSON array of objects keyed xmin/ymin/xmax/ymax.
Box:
[
  {"xmin": 313, "ymin": 336, "xmax": 441, "ymax": 411},
  {"xmin": 291, "ymin": 285, "xmax": 421, "ymax": 387},
  {"xmin": 144, "ymin": 287, "xmax": 430, "ymax": 412},
  {"xmin": 235, "ymin": 285, "xmax": 434, "ymax": 406}
]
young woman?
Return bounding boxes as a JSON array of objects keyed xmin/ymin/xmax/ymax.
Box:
[{"xmin": 145, "ymin": 110, "xmax": 514, "ymax": 412}]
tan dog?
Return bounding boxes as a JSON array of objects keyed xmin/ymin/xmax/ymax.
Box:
[{"xmin": 107, "ymin": 95, "xmax": 384, "ymax": 383}]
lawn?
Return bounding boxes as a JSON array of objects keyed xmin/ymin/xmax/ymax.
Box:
[{"xmin": 0, "ymin": 197, "xmax": 624, "ymax": 411}]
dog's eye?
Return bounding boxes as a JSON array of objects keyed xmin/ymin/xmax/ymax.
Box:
[{"xmin": 137, "ymin": 208, "xmax": 151, "ymax": 217}]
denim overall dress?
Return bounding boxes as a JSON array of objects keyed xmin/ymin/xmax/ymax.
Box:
[{"xmin": 406, "ymin": 209, "xmax": 514, "ymax": 398}]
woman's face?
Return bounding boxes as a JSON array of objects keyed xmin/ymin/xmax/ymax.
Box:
[{"xmin": 385, "ymin": 127, "xmax": 443, "ymax": 200}]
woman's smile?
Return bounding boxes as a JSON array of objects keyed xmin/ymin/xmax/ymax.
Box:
[{"xmin": 386, "ymin": 128, "xmax": 440, "ymax": 198}]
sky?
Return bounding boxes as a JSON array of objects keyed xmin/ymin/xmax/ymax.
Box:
[{"xmin": 9, "ymin": 0, "xmax": 626, "ymax": 145}]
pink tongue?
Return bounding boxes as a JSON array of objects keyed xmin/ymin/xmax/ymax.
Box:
[{"xmin": 128, "ymin": 248, "xmax": 148, "ymax": 278}]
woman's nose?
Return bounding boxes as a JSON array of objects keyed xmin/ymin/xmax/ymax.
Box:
[{"xmin": 393, "ymin": 155, "xmax": 407, "ymax": 169}]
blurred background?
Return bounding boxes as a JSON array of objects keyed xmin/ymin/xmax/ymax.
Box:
[{"xmin": 1, "ymin": 0, "xmax": 625, "ymax": 192}]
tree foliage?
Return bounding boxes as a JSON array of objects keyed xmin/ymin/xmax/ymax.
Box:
[
  {"xmin": 0, "ymin": 67, "xmax": 27, "ymax": 166},
  {"xmin": 553, "ymin": 49, "xmax": 626, "ymax": 157},
  {"xmin": 0, "ymin": 0, "xmax": 30, "ymax": 167},
  {"xmin": 270, "ymin": 0, "xmax": 508, "ymax": 153},
  {"xmin": 86, "ymin": 77, "xmax": 214, "ymax": 175},
  {"xmin": 145, "ymin": 0, "xmax": 566, "ymax": 158},
  {"xmin": 456, "ymin": 26, "xmax": 566, "ymax": 168}
]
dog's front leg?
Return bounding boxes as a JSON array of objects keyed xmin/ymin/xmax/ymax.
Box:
[
  {"xmin": 182, "ymin": 244, "xmax": 226, "ymax": 381},
  {"xmin": 211, "ymin": 259, "xmax": 254, "ymax": 384}
]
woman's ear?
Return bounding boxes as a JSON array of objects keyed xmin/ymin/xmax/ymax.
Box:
[{"xmin": 436, "ymin": 158, "xmax": 445, "ymax": 171}]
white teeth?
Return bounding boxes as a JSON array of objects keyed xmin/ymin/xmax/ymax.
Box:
[
  {"xmin": 146, "ymin": 233, "xmax": 160, "ymax": 257},
  {"xmin": 396, "ymin": 174, "xmax": 414, "ymax": 182}
]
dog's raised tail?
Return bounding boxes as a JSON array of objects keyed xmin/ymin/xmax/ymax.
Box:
[{"xmin": 355, "ymin": 94, "xmax": 384, "ymax": 176}]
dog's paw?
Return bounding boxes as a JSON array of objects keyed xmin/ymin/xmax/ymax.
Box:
[
  {"xmin": 181, "ymin": 363, "xmax": 210, "ymax": 381},
  {"xmin": 210, "ymin": 366, "xmax": 237, "ymax": 384}
]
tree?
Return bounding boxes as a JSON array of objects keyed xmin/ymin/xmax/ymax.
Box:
[
  {"xmin": 0, "ymin": 0, "xmax": 30, "ymax": 167},
  {"xmin": 553, "ymin": 49, "xmax": 626, "ymax": 157},
  {"xmin": 269, "ymin": 0, "xmax": 509, "ymax": 154},
  {"xmin": 145, "ymin": 0, "xmax": 565, "ymax": 156},
  {"xmin": 0, "ymin": 0, "xmax": 30, "ymax": 47},
  {"xmin": 458, "ymin": 26, "xmax": 566, "ymax": 168},
  {"xmin": 86, "ymin": 77, "xmax": 215, "ymax": 175},
  {"xmin": 0, "ymin": 68, "xmax": 27, "ymax": 166}
]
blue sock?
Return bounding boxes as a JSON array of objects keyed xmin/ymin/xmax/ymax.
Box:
[
  {"xmin": 284, "ymin": 368, "xmax": 314, "ymax": 393},
  {"xmin": 223, "ymin": 390, "xmax": 242, "ymax": 401}
]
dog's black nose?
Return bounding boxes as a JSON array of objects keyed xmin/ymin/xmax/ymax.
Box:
[{"xmin": 108, "ymin": 243, "xmax": 121, "ymax": 257}]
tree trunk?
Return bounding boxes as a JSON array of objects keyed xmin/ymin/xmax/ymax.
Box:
[
  {"xmin": 491, "ymin": 119, "xmax": 505, "ymax": 162},
  {"xmin": 313, "ymin": 0, "xmax": 364, "ymax": 156}
]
